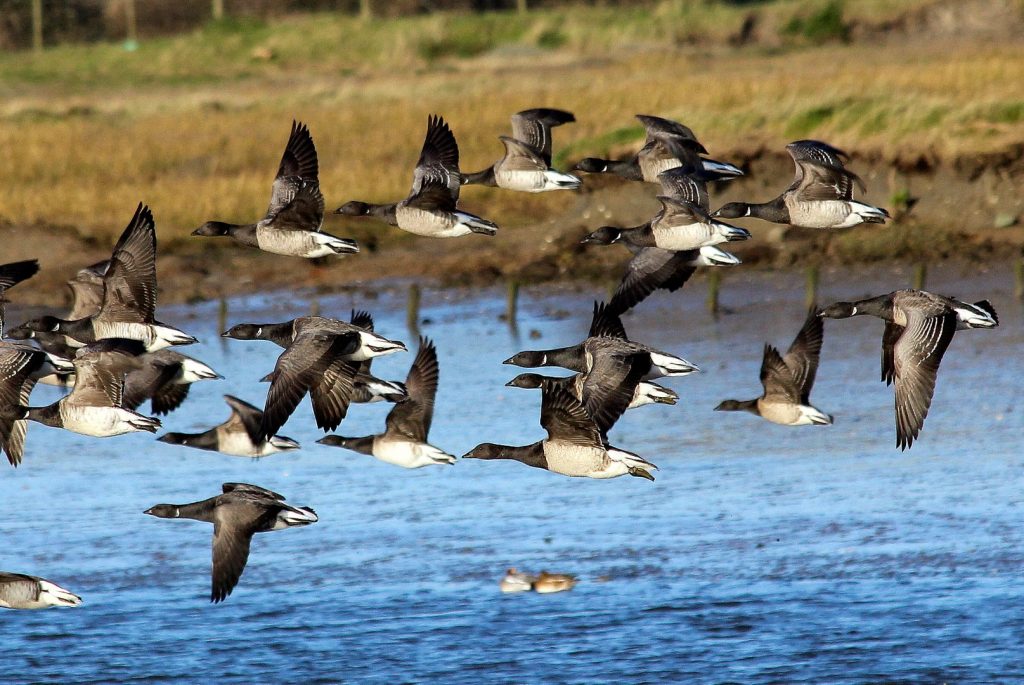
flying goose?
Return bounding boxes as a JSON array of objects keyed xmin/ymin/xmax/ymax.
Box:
[
  {"xmin": 462, "ymin": 108, "xmax": 581, "ymax": 192},
  {"xmin": 0, "ymin": 572, "xmax": 82, "ymax": 609},
  {"xmin": 317, "ymin": 337, "xmax": 455, "ymax": 468},
  {"xmin": 222, "ymin": 310, "xmax": 408, "ymax": 404},
  {"xmin": 714, "ymin": 140, "xmax": 889, "ymax": 228},
  {"xmin": 192, "ymin": 121, "xmax": 359, "ymax": 258},
  {"xmin": 121, "ymin": 350, "xmax": 222, "ymax": 415},
  {"xmin": 715, "ymin": 308, "xmax": 833, "ymax": 426},
  {"xmin": 820, "ymin": 290, "xmax": 998, "ymax": 450},
  {"xmin": 335, "ymin": 115, "xmax": 498, "ymax": 238},
  {"xmin": 504, "ymin": 301, "xmax": 699, "ymax": 380},
  {"xmin": 0, "ymin": 259, "xmax": 40, "ymax": 336},
  {"xmin": 573, "ymin": 114, "xmax": 743, "ymax": 182},
  {"xmin": 144, "ymin": 483, "xmax": 318, "ymax": 603},
  {"xmin": 463, "ymin": 379, "xmax": 658, "ymax": 480},
  {"xmin": 506, "ymin": 372, "xmax": 679, "ymax": 410},
  {"xmin": 17, "ymin": 204, "xmax": 197, "ymax": 351},
  {"xmin": 157, "ymin": 395, "xmax": 299, "ymax": 458},
  {"xmin": 582, "ymin": 194, "xmax": 750, "ymax": 252},
  {"xmin": 601, "ymin": 168, "xmax": 742, "ymax": 314},
  {"xmin": 255, "ymin": 316, "xmax": 407, "ymax": 440}
]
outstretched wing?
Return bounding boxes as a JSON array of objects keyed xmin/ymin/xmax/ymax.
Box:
[
  {"xmin": 266, "ymin": 120, "xmax": 319, "ymax": 218},
  {"xmin": 410, "ymin": 114, "xmax": 462, "ymax": 202},
  {"xmin": 510, "ymin": 108, "xmax": 575, "ymax": 166},
  {"xmin": 588, "ymin": 301, "xmax": 628, "ymax": 340},
  {"xmin": 893, "ymin": 309, "xmax": 956, "ymax": 450},
  {"xmin": 759, "ymin": 344, "xmax": 800, "ymax": 404},
  {"xmin": 539, "ymin": 380, "xmax": 603, "ymax": 447},
  {"xmin": 783, "ymin": 308, "xmax": 825, "ymax": 404},
  {"xmin": 99, "ymin": 203, "xmax": 157, "ymax": 324},
  {"xmin": 384, "ymin": 337, "xmax": 439, "ymax": 442}
]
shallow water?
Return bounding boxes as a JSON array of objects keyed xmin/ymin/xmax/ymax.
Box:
[{"xmin": 3, "ymin": 262, "xmax": 1023, "ymax": 684}]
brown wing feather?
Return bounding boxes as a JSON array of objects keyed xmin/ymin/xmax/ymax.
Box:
[
  {"xmin": 211, "ymin": 518, "xmax": 255, "ymax": 603},
  {"xmin": 760, "ymin": 344, "xmax": 800, "ymax": 404},
  {"xmin": 588, "ymin": 301, "xmax": 628, "ymax": 340},
  {"xmin": 384, "ymin": 337, "xmax": 438, "ymax": 442},
  {"xmin": 539, "ymin": 380, "xmax": 603, "ymax": 447},
  {"xmin": 98, "ymin": 203, "xmax": 157, "ymax": 323},
  {"xmin": 510, "ymin": 108, "xmax": 574, "ymax": 166},
  {"xmin": 783, "ymin": 308, "xmax": 824, "ymax": 404},
  {"xmin": 893, "ymin": 310, "xmax": 956, "ymax": 450}
]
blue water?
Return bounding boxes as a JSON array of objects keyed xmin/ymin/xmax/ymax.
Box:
[{"xmin": 2, "ymin": 262, "xmax": 1023, "ymax": 684}]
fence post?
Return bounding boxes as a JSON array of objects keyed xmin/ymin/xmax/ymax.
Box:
[
  {"xmin": 707, "ymin": 270, "xmax": 721, "ymax": 317},
  {"xmin": 31, "ymin": 0, "xmax": 43, "ymax": 51},
  {"xmin": 124, "ymin": 0, "xmax": 138, "ymax": 48},
  {"xmin": 517, "ymin": 0, "xmax": 528, "ymax": 12},
  {"xmin": 212, "ymin": 0, "xmax": 224, "ymax": 21},
  {"xmin": 407, "ymin": 283, "xmax": 421, "ymax": 335},
  {"xmin": 360, "ymin": 0, "xmax": 373, "ymax": 20}
]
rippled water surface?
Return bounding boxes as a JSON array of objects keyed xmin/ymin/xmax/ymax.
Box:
[{"xmin": 3, "ymin": 263, "xmax": 1023, "ymax": 684}]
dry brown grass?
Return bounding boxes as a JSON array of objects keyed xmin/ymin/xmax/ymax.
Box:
[{"xmin": 0, "ymin": 4, "xmax": 1021, "ymax": 245}]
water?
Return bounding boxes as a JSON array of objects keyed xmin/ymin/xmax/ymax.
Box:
[{"xmin": 3, "ymin": 263, "xmax": 1023, "ymax": 684}]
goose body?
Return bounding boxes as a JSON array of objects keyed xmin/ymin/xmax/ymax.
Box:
[
  {"xmin": 0, "ymin": 572, "xmax": 82, "ymax": 609},
  {"xmin": 158, "ymin": 395, "xmax": 299, "ymax": 458}
]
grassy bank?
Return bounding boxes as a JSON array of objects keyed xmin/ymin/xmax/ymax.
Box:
[{"xmin": 0, "ymin": 1, "xmax": 1022, "ymax": 251}]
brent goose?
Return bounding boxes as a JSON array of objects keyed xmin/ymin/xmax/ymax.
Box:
[
  {"xmin": 17, "ymin": 204, "xmax": 197, "ymax": 351},
  {"xmin": 463, "ymin": 108, "xmax": 581, "ymax": 192},
  {"xmin": 504, "ymin": 301, "xmax": 699, "ymax": 380},
  {"xmin": 714, "ymin": 140, "xmax": 889, "ymax": 228},
  {"xmin": 121, "ymin": 350, "xmax": 222, "ymax": 415},
  {"xmin": 223, "ymin": 310, "xmax": 408, "ymax": 404},
  {"xmin": 158, "ymin": 395, "xmax": 299, "ymax": 458},
  {"xmin": 463, "ymin": 379, "xmax": 658, "ymax": 480},
  {"xmin": 582, "ymin": 194, "xmax": 750, "ymax": 252},
  {"xmin": 335, "ymin": 115, "xmax": 499, "ymax": 238},
  {"xmin": 317, "ymin": 337, "xmax": 454, "ymax": 467},
  {"xmin": 192, "ymin": 121, "xmax": 359, "ymax": 258},
  {"xmin": 506, "ymin": 372, "xmax": 679, "ymax": 410},
  {"xmin": 144, "ymin": 483, "xmax": 318, "ymax": 603},
  {"xmin": 715, "ymin": 308, "xmax": 833, "ymax": 426},
  {"xmin": 532, "ymin": 571, "xmax": 577, "ymax": 594},
  {"xmin": 499, "ymin": 568, "xmax": 536, "ymax": 593},
  {"xmin": 0, "ymin": 572, "xmax": 82, "ymax": 609},
  {"xmin": 573, "ymin": 114, "xmax": 743, "ymax": 182},
  {"xmin": 603, "ymin": 168, "xmax": 742, "ymax": 314},
  {"xmin": 820, "ymin": 290, "xmax": 998, "ymax": 449},
  {"xmin": 254, "ymin": 316, "xmax": 406, "ymax": 440}
]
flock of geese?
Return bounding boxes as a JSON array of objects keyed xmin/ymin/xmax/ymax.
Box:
[{"xmin": 0, "ymin": 109, "xmax": 1000, "ymax": 608}]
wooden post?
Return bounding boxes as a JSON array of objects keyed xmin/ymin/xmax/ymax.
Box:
[
  {"xmin": 912, "ymin": 263, "xmax": 927, "ymax": 291},
  {"xmin": 407, "ymin": 283, "xmax": 421, "ymax": 335},
  {"xmin": 310, "ymin": 299, "xmax": 320, "ymax": 317},
  {"xmin": 506, "ymin": 281, "xmax": 520, "ymax": 324},
  {"xmin": 31, "ymin": 0, "xmax": 43, "ymax": 51},
  {"xmin": 124, "ymin": 0, "xmax": 138, "ymax": 47},
  {"xmin": 212, "ymin": 0, "xmax": 224, "ymax": 21},
  {"xmin": 217, "ymin": 297, "xmax": 228, "ymax": 334},
  {"xmin": 359, "ymin": 0, "xmax": 373, "ymax": 20},
  {"xmin": 517, "ymin": 0, "xmax": 528, "ymax": 13},
  {"xmin": 1015, "ymin": 258, "xmax": 1024, "ymax": 300},
  {"xmin": 805, "ymin": 265, "xmax": 819, "ymax": 309},
  {"xmin": 707, "ymin": 270, "xmax": 721, "ymax": 317}
]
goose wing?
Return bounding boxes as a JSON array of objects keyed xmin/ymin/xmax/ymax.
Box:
[
  {"xmin": 790, "ymin": 161, "xmax": 863, "ymax": 202},
  {"xmin": 266, "ymin": 120, "xmax": 319, "ymax": 218},
  {"xmin": 786, "ymin": 140, "xmax": 850, "ymax": 169},
  {"xmin": 265, "ymin": 179, "xmax": 324, "ymax": 232},
  {"xmin": 760, "ymin": 344, "xmax": 800, "ymax": 404},
  {"xmin": 635, "ymin": 114, "xmax": 706, "ymax": 153},
  {"xmin": 410, "ymin": 115, "xmax": 461, "ymax": 202},
  {"xmin": 580, "ymin": 349, "xmax": 648, "ymax": 436},
  {"xmin": 881, "ymin": 322, "xmax": 903, "ymax": 386},
  {"xmin": 403, "ymin": 183, "xmax": 458, "ymax": 214},
  {"xmin": 539, "ymin": 380, "xmax": 603, "ymax": 447},
  {"xmin": 211, "ymin": 514, "xmax": 257, "ymax": 603},
  {"xmin": 510, "ymin": 108, "xmax": 575, "ymax": 166},
  {"xmin": 783, "ymin": 308, "xmax": 825, "ymax": 404},
  {"xmin": 657, "ymin": 168, "xmax": 710, "ymax": 210},
  {"xmin": 98, "ymin": 203, "xmax": 157, "ymax": 324},
  {"xmin": 221, "ymin": 482, "xmax": 284, "ymax": 499},
  {"xmin": 0, "ymin": 259, "xmax": 39, "ymax": 295},
  {"xmin": 588, "ymin": 301, "xmax": 628, "ymax": 341},
  {"xmin": 259, "ymin": 331, "xmax": 361, "ymax": 439},
  {"xmin": 223, "ymin": 395, "xmax": 265, "ymax": 444},
  {"xmin": 609, "ymin": 247, "xmax": 697, "ymax": 315},
  {"xmin": 308, "ymin": 357, "xmax": 360, "ymax": 432},
  {"xmin": 893, "ymin": 309, "xmax": 956, "ymax": 450},
  {"xmin": 384, "ymin": 337, "xmax": 438, "ymax": 442},
  {"xmin": 0, "ymin": 346, "xmax": 40, "ymax": 466},
  {"xmin": 497, "ymin": 136, "xmax": 548, "ymax": 172},
  {"xmin": 654, "ymin": 195, "xmax": 710, "ymax": 227}
]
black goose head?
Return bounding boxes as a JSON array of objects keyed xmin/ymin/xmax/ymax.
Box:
[
  {"xmin": 191, "ymin": 221, "xmax": 233, "ymax": 237},
  {"xmin": 505, "ymin": 373, "xmax": 545, "ymax": 389},
  {"xmin": 712, "ymin": 202, "xmax": 752, "ymax": 219},
  {"xmin": 714, "ymin": 399, "xmax": 758, "ymax": 414},
  {"xmin": 580, "ymin": 227, "xmax": 622, "ymax": 245},
  {"xmin": 819, "ymin": 302, "xmax": 860, "ymax": 319},
  {"xmin": 503, "ymin": 350, "xmax": 550, "ymax": 368},
  {"xmin": 157, "ymin": 432, "xmax": 192, "ymax": 446},
  {"xmin": 573, "ymin": 158, "xmax": 609, "ymax": 173},
  {"xmin": 221, "ymin": 323, "xmax": 264, "ymax": 340},
  {"xmin": 21, "ymin": 315, "xmax": 63, "ymax": 333},
  {"xmin": 462, "ymin": 443, "xmax": 506, "ymax": 460},
  {"xmin": 334, "ymin": 201, "xmax": 371, "ymax": 216},
  {"xmin": 143, "ymin": 504, "xmax": 180, "ymax": 518}
]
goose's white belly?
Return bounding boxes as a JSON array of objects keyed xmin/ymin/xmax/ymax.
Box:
[
  {"xmin": 59, "ymin": 406, "xmax": 144, "ymax": 437},
  {"xmin": 373, "ymin": 437, "xmax": 454, "ymax": 468},
  {"xmin": 543, "ymin": 440, "xmax": 626, "ymax": 478}
]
